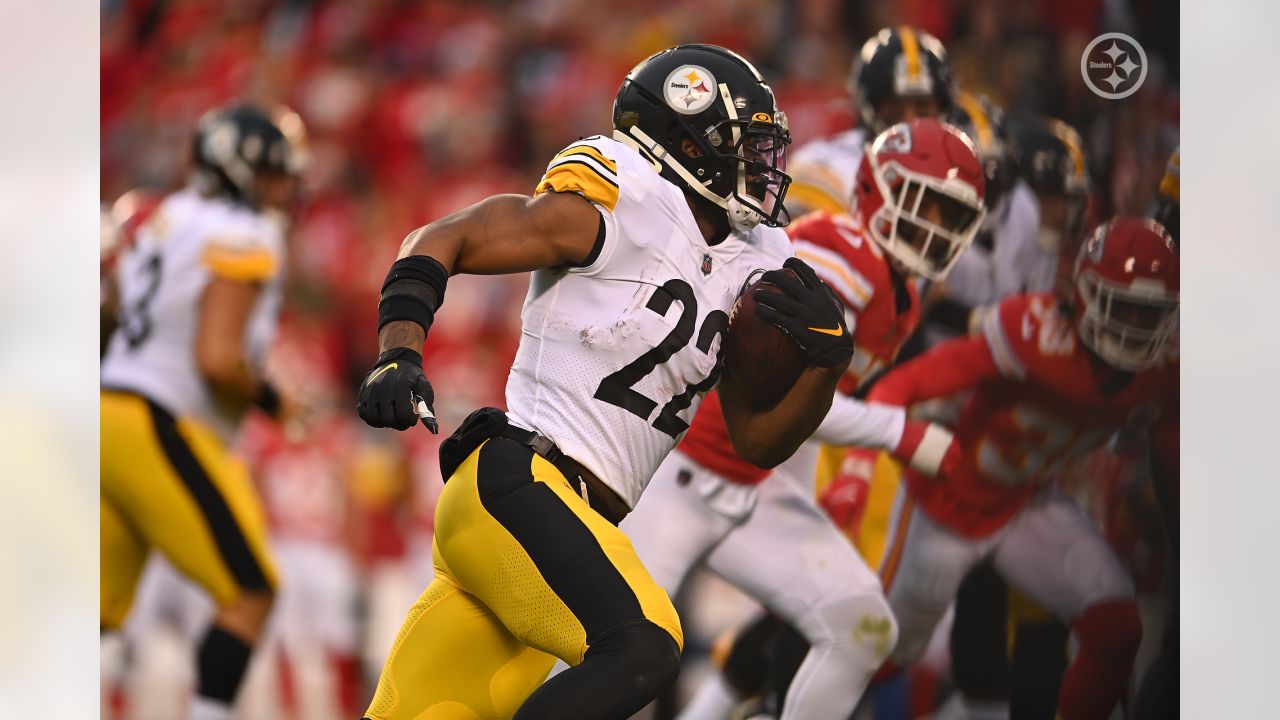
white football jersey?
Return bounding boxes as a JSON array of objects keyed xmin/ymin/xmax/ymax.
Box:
[
  {"xmin": 505, "ymin": 135, "xmax": 793, "ymax": 509},
  {"xmin": 101, "ymin": 188, "xmax": 286, "ymax": 439},
  {"xmin": 944, "ymin": 180, "xmax": 1043, "ymax": 306},
  {"xmin": 786, "ymin": 128, "xmax": 869, "ymax": 215}
]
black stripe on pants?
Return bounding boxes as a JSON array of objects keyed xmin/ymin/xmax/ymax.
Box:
[
  {"xmin": 146, "ymin": 398, "xmax": 270, "ymax": 592},
  {"xmin": 476, "ymin": 436, "xmax": 645, "ymax": 644}
]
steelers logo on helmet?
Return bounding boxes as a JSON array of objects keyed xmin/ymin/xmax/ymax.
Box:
[{"xmin": 664, "ymin": 65, "xmax": 718, "ymax": 115}]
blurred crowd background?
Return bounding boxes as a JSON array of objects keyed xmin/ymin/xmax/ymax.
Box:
[{"xmin": 100, "ymin": 0, "xmax": 1178, "ymax": 717}]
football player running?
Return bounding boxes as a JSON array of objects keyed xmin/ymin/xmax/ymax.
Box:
[
  {"xmin": 870, "ymin": 217, "xmax": 1179, "ymax": 720},
  {"xmin": 787, "ymin": 26, "xmax": 956, "ymax": 216},
  {"xmin": 101, "ymin": 105, "xmax": 299, "ymax": 720},
  {"xmin": 355, "ymin": 45, "xmax": 854, "ymax": 719},
  {"xmin": 633, "ymin": 118, "xmax": 986, "ymax": 720}
]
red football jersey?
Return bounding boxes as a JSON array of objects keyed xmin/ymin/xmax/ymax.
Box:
[
  {"xmin": 870, "ymin": 292, "xmax": 1178, "ymax": 538},
  {"xmin": 240, "ymin": 415, "xmax": 359, "ymax": 544},
  {"xmin": 679, "ymin": 211, "xmax": 921, "ymax": 485}
]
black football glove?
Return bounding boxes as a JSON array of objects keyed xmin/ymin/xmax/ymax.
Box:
[
  {"xmin": 753, "ymin": 257, "xmax": 855, "ymax": 369},
  {"xmin": 356, "ymin": 347, "xmax": 438, "ymax": 433}
]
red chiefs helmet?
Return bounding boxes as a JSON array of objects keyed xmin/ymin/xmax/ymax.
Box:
[
  {"xmin": 1073, "ymin": 217, "xmax": 1179, "ymax": 371},
  {"xmin": 854, "ymin": 118, "xmax": 986, "ymax": 280}
]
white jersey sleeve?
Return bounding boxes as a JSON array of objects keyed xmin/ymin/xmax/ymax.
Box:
[
  {"xmin": 505, "ymin": 135, "xmax": 792, "ymax": 508},
  {"xmin": 944, "ymin": 180, "xmax": 1042, "ymax": 306},
  {"xmin": 810, "ymin": 395, "xmax": 906, "ymax": 452}
]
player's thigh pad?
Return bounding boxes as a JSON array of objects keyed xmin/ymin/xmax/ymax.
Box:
[
  {"xmin": 100, "ymin": 391, "xmax": 278, "ymax": 608},
  {"xmin": 992, "ymin": 490, "xmax": 1135, "ymax": 620},
  {"xmin": 433, "ymin": 437, "xmax": 682, "ymax": 665},
  {"xmin": 879, "ymin": 487, "xmax": 988, "ymax": 663},
  {"xmin": 364, "ymin": 576, "xmax": 557, "ymax": 720},
  {"xmin": 620, "ymin": 449, "xmax": 751, "ymax": 596}
]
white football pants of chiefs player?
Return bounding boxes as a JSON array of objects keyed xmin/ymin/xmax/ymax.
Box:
[
  {"xmin": 879, "ymin": 486, "xmax": 1135, "ymax": 665},
  {"xmin": 622, "ymin": 447, "xmax": 897, "ymax": 720}
]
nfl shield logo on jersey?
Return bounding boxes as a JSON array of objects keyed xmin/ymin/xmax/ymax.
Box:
[{"xmin": 702, "ymin": 253, "xmax": 713, "ymax": 276}]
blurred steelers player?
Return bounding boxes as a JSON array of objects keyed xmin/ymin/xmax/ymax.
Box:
[
  {"xmin": 787, "ymin": 26, "xmax": 956, "ymax": 216},
  {"xmin": 101, "ymin": 104, "xmax": 301, "ymax": 720}
]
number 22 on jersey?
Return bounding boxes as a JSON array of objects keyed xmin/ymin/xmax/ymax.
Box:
[{"xmin": 594, "ymin": 278, "xmax": 729, "ymax": 438}]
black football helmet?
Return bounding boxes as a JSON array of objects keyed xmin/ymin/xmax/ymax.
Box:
[
  {"xmin": 1011, "ymin": 116, "xmax": 1090, "ymax": 241},
  {"xmin": 850, "ymin": 27, "xmax": 955, "ymax": 135},
  {"xmin": 191, "ymin": 104, "xmax": 295, "ymax": 207},
  {"xmin": 947, "ymin": 92, "xmax": 1013, "ymax": 213},
  {"xmin": 613, "ymin": 44, "xmax": 792, "ymax": 231}
]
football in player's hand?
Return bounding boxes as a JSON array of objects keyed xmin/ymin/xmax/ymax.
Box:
[{"xmin": 723, "ymin": 269, "xmax": 807, "ymax": 411}]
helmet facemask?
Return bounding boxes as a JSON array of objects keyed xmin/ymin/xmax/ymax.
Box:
[
  {"xmin": 866, "ymin": 156, "xmax": 985, "ymax": 280},
  {"xmin": 699, "ymin": 105, "xmax": 792, "ymax": 232},
  {"xmin": 1075, "ymin": 272, "xmax": 1179, "ymax": 371}
]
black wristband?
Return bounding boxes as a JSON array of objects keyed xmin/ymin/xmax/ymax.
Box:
[
  {"xmin": 378, "ymin": 256, "xmax": 449, "ymax": 334},
  {"xmin": 254, "ymin": 382, "xmax": 281, "ymax": 417}
]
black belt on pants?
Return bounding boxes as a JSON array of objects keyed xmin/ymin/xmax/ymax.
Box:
[{"xmin": 496, "ymin": 425, "xmax": 626, "ymax": 526}]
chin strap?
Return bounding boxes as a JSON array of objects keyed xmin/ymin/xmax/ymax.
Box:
[
  {"xmin": 613, "ymin": 125, "xmax": 763, "ymax": 233},
  {"xmin": 718, "ymin": 84, "xmax": 762, "ymax": 233}
]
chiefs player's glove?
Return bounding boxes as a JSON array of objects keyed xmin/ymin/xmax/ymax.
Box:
[
  {"xmin": 753, "ymin": 257, "xmax": 854, "ymax": 369},
  {"xmin": 819, "ymin": 448, "xmax": 877, "ymax": 530},
  {"xmin": 356, "ymin": 347, "xmax": 438, "ymax": 433},
  {"xmin": 892, "ymin": 420, "xmax": 961, "ymax": 479}
]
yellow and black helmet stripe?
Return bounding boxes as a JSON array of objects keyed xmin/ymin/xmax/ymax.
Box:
[{"xmin": 897, "ymin": 26, "xmax": 922, "ymax": 81}]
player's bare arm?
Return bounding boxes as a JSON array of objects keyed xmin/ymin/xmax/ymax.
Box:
[
  {"xmin": 720, "ymin": 363, "xmax": 845, "ymax": 468},
  {"xmin": 376, "ymin": 191, "xmax": 601, "ymax": 354},
  {"xmin": 196, "ymin": 277, "xmax": 269, "ymax": 410},
  {"xmin": 362, "ymin": 190, "xmax": 602, "ymax": 432}
]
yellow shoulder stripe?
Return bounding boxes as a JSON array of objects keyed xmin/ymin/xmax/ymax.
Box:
[
  {"xmin": 202, "ymin": 244, "xmax": 277, "ymax": 282},
  {"xmin": 788, "ymin": 181, "xmax": 848, "ymax": 215},
  {"xmin": 555, "ymin": 143, "xmax": 617, "ymax": 175},
  {"xmin": 536, "ymin": 161, "xmax": 620, "ymax": 212}
]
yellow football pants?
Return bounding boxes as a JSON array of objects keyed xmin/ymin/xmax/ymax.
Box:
[
  {"xmin": 365, "ymin": 437, "xmax": 682, "ymax": 720},
  {"xmin": 100, "ymin": 390, "xmax": 277, "ymax": 629}
]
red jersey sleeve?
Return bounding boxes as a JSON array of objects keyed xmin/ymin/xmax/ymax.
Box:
[
  {"xmin": 867, "ymin": 333, "xmax": 1001, "ymax": 407},
  {"xmin": 979, "ymin": 292, "xmax": 1077, "ymax": 382}
]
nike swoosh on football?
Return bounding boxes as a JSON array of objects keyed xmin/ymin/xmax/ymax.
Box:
[
  {"xmin": 808, "ymin": 326, "xmax": 844, "ymax": 337},
  {"xmin": 366, "ymin": 363, "xmax": 398, "ymax": 385}
]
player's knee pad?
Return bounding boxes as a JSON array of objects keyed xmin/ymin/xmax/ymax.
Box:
[
  {"xmin": 1073, "ymin": 599, "xmax": 1142, "ymax": 665},
  {"xmin": 586, "ymin": 620, "xmax": 682, "ymax": 696},
  {"xmin": 794, "ymin": 591, "xmax": 899, "ymax": 668}
]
